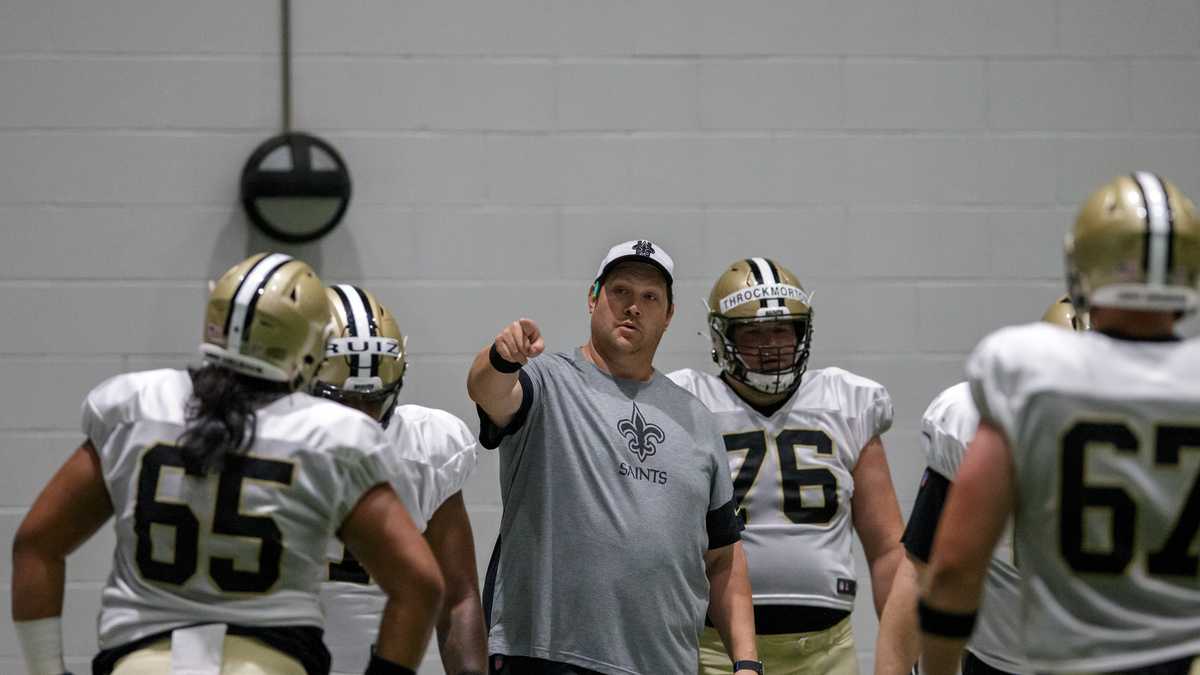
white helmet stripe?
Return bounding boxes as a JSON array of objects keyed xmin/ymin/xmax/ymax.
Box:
[
  {"xmin": 334, "ymin": 283, "xmax": 375, "ymax": 379},
  {"xmin": 226, "ymin": 253, "xmax": 293, "ymax": 353},
  {"xmin": 750, "ymin": 257, "xmax": 784, "ymax": 307},
  {"xmin": 750, "ymin": 257, "xmax": 777, "ymax": 284},
  {"xmin": 1133, "ymin": 171, "xmax": 1171, "ymax": 285}
]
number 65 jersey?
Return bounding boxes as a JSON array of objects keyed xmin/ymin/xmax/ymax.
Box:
[
  {"xmin": 81, "ymin": 369, "xmax": 395, "ymax": 651},
  {"xmin": 669, "ymin": 367, "xmax": 892, "ymax": 610},
  {"xmin": 968, "ymin": 323, "xmax": 1200, "ymax": 673}
]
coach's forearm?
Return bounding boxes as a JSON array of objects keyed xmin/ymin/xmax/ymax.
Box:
[
  {"xmin": 705, "ymin": 542, "xmax": 757, "ymax": 666},
  {"xmin": 466, "ymin": 347, "xmax": 521, "ymax": 422},
  {"xmin": 466, "ymin": 345, "xmax": 517, "ymax": 403}
]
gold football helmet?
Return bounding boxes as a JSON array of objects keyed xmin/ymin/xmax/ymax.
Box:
[
  {"xmin": 708, "ymin": 258, "xmax": 814, "ymax": 395},
  {"xmin": 200, "ymin": 252, "xmax": 331, "ymax": 388},
  {"xmin": 1041, "ymin": 295, "xmax": 1090, "ymax": 331},
  {"xmin": 1066, "ymin": 172, "xmax": 1200, "ymax": 313},
  {"xmin": 313, "ymin": 284, "xmax": 407, "ymax": 425}
]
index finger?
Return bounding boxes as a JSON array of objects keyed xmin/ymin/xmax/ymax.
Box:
[{"xmin": 518, "ymin": 318, "xmax": 541, "ymax": 340}]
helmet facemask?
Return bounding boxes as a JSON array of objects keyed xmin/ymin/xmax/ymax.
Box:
[
  {"xmin": 711, "ymin": 314, "xmax": 813, "ymax": 396},
  {"xmin": 311, "ymin": 378, "xmax": 402, "ymax": 426}
]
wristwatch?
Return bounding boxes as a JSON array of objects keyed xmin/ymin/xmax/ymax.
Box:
[{"xmin": 733, "ymin": 660, "xmax": 764, "ymax": 674}]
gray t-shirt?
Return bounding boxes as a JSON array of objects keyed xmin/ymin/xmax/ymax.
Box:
[{"xmin": 479, "ymin": 349, "xmax": 739, "ymax": 675}]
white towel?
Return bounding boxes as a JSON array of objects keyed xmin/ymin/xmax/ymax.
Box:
[{"xmin": 169, "ymin": 623, "xmax": 227, "ymax": 675}]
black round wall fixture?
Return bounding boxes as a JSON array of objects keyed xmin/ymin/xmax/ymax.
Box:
[{"xmin": 240, "ymin": 131, "xmax": 352, "ymax": 243}]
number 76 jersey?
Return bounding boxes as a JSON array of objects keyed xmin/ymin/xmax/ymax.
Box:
[{"xmin": 669, "ymin": 367, "xmax": 893, "ymax": 610}]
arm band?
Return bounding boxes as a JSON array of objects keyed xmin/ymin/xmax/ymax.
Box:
[
  {"xmin": 15, "ymin": 616, "xmax": 67, "ymax": 675},
  {"xmin": 917, "ymin": 599, "xmax": 977, "ymax": 639},
  {"xmin": 705, "ymin": 499, "xmax": 744, "ymax": 549},
  {"xmin": 364, "ymin": 653, "xmax": 416, "ymax": 675},
  {"xmin": 488, "ymin": 342, "xmax": 523, "ymax": 374},
  {"xmin": 901, "ymin": 468, "xmax": 952, "ymax": 563}
]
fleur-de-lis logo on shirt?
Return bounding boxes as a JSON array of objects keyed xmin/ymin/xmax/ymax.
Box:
[
  {"xmin": 633, "ymin": 240, "xmax": 655, "ymax": 257},
  {"xmin": 618, "ymin": 401, "xmax": 666, "ymax": 463}
]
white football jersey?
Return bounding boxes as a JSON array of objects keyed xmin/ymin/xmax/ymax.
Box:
[
  {"xmin": 81, "ymin": 369, "xmax": 394, "ymax": 651},
  {"xmin": 922, "ymin": 382, "xmax": 1026, "ymax": 674},
  {"xmin": 669, "ymin": 367, "xmax": 892, "ymax": 610},
  {"xmin": 968, "ymin": 323, "xmax": 1200, "ymax": 672},
  {"xmin": 320, "ymin": 404, "xmax": 479, "ymax": 674}
]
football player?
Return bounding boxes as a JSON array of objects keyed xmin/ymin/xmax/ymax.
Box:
[
  {"xmin": 11, "ymin": 253, "xmax": 443, "ymax": 675},
  {"xmin": 669, "ymin": 258, "xmax": 904, "ymax": 675},
  {"xmin": 874, "ymin": 296, "xmax": 1087, "ymax": 675},
  {"xmin": 315, "ymin": 284, "xmax": 486, "ymax": 675},
  {"xmin": 919, "ymin": 173, "xmax": 1200, "ymax": 674}
]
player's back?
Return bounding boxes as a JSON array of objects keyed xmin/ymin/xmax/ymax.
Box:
[
  {"xmin": 968, "ymin": 323, "xmax": 1200, "ymax": 672},
  {"xmin": 321, "ymin": 403, "xmax": 479, "ymax": 674},
  {"xmin": 920, "ymin": 382, "xmax": 1025, "ymax": 673},
  {"xmin": 84, "ymin": 368, "xmax": 391, "ymax": 651}
]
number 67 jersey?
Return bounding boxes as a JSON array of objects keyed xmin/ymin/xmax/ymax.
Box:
[
  {"xmin": 81, "ymin": 369, "xmax": 395, "ymax": 651},
  {"xmin": 968, "ymin": 323, "xmax": 1200, "ymax": 672},
  {"xmin": 669, "ymin": 367, "xmax": 892, "ymax": 610}
]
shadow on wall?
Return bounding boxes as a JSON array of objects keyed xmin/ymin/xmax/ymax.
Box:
[{"xmin": 204, "ymin": 207, "xmax": 364, "ymax": 284}]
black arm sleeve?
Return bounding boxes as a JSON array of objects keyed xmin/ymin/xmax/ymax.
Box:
[
  {"xmin": 476, "ymin": 370, "xmax": 534, "ymax": 450},
  {"xmin": 900, "ymin": 468, "xmax": 952, "ymax": 563},
  {"xmin": 706, "ymin": 499, "xmax": 744, "ymax": 550}
]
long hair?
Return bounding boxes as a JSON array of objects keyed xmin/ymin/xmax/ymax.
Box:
[{"xmin": 177, "ymin": 364, "xmax": 290, "ymax": 473}]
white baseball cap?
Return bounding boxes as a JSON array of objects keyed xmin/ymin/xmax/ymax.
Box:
[{"xmin": 594, "ymin": 239, "xmax": 675, "ymax": 290}]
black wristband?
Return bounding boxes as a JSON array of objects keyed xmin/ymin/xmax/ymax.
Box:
[
  {"xmin": 364, "ymin": 653, "xmax": 415, "ymax": 675},
  {"xmin": 918, "ymin": 598, "xmax": 977, "ymax": 639},
  {"xmin": 489, "ymin": 342, "xmax": 523, "ymax": 373},
  {"xmin": 733, "ymin": 660, "xmax": 764, "ymax": 674}
]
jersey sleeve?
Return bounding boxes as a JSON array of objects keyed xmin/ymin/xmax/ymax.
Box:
[
  {"xmin": 81, "ymin": 372, "xmax": 143, "ymax": 449},
  {"xmin": 863, "ymin": 384, "xmax": 894, "ymax": 441},
  {"xmin": 966, "ymin": 331, "xmax": 1022, "ymax": 444},
  {"xmin": 327, "ymin": 425, "xmax": 397, "ymax": 530},
  {"xmin": 837, "ymin": 371, "xmax": 892, "ymax": 458},
  {"xmin": 923, "ymin": 423, "xmax": 968, "ymax": 479},
  {"xmin": 429, "ymin": 413, "xmax": 479, "ymax": 506},
  {"xmin": 665, "ymin": 368, "xmax": 699, "ymax": 394},
  {"xmin": 921, "ymin": 384, "xmax": 978, "ymax": 479},
  {"xmin": 908, "ymin": 383, "xmax": 979, "ymax": 560},
  {"xmin": 408, "ymin": 410, "xmax": 480, "ymax": 522},
  {"xmin": 384, "ymin": 455, "xmax": 438, "ymax": 532}
]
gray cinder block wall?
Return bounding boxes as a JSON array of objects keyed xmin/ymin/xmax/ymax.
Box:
[{"xmin": 2, "ymin": 1, "xmax": 1199, "ymax": 672}]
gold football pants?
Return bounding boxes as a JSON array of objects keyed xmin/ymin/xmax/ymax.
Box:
[
  {"xmin": 698, "ymin": 616, "xmax": 858, "ymax": 675},
  {"xmin": 111, "ymin": 634, "xmax": 307, "ymax": 675}
]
